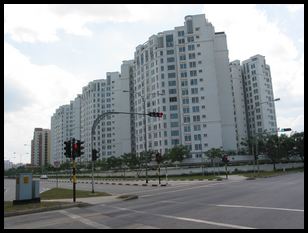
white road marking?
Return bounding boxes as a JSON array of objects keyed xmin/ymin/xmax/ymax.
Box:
[
  {"xmin": 158, "ymin": 214, "xmax": 255, "ymax": 229},
  {"xmin": 58, "ymin": 210, "xmax": 111, "ymax": 229},
  {"xmin": 100, "ymin": 204, "xmax": 255, "ymax": 229},
  {"xmin": 214, "ymin": 204, "xmax": 304, "ymax": 212},
  {"xmin": 139, "ymin": 180, "xmax": 241, "ymax": 197}
]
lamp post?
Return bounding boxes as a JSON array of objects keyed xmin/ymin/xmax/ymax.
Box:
[
  {"xmin": 123, "ymin": 90, "xmax": 165, "ymax": 183},
  {"xmin": 252, "ymin": 98, "xmax": 280, "ymax": 175},
  {"xmin": 123, "ymin": 90, "xmax": 148, "ymax": 183}
]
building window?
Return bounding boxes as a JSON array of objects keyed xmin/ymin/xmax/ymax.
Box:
[
  {"xmin": 179, "ymin": 46, "xmax": 185, "ymax": 52},
  {"xmin": 187, "ymin": 36, "xmax": 194, "ymax": 42},
  {"xmin": 189, "ymin": 53, "xmax": 196, "ymax": 59},
  {"xmin": 191, "ymin": 88, "xmax": 198, "ymax": 94},
  {"xmin": 166, "ymin": 35, "xmax": 174, "ymax": 47},
  {"xmin": 180, "ymin": 55, "xmax": 186, "ymax": 61},
  {"xmin": 192, "ymin": 106, "xmax": 200, "ymax": 112},
  {"xmin": 168, "ymin": 65, "xmax": 175, "ymax": 70},
  {"xmin": 181, "ymin": 72, "xmax": 187, "ymax": 78},
  {"xmin": 178, "ymin": 38, "xmax": 185, "ymax": 44},
  {"xmin": 178, "ymin": 31, "xmax": 185, "ymax": 37}
]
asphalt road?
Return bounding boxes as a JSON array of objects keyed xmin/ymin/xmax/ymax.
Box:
[{"xmin": 4, "ymin": 172, "xmax": 304, "ymax": 229}]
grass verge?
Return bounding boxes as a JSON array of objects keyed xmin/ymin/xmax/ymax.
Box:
[
  {"xmin": 4, "ymin": 201, "xmax": 77, "ymax": 214},
  {"xmin": 237, "ymin": 167, "xmax": 304, "ymax": 178},
  {"xmin": 40, "ymin": 187, "xmax": 111, "ymax": 200},
  {"xmin": 4, "ymin": 188, "xmax": 111, "ymax": 216}
]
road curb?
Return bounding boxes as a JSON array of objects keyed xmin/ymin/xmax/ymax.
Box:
[
  {"xmin": 116, "ymin": 195, "xmax": 138, "ymax": 201},
  {"xmin": 4, "ymin": 202, "xmax": 90, "ymax": 217}
]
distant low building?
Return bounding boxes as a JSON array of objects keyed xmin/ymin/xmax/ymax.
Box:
[
  {"xmin": 4, "ymin": 160, "xmax": 13, "ymax": 170},
  {"xmin": 31, "ymin": 128, "xmax": 51, "ymax": 166}
]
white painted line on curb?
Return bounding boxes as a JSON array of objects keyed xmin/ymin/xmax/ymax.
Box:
[
  {"xmin": 214, "ymin": 204, "xmax": 304, "ymax": 212},
  {"xmin": 58, "ymin": 210, "xmax": 111, "ymax": 229}
]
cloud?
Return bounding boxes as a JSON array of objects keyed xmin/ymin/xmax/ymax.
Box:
[
  {"xmin": 4, "ymin": 42, "xmax": 86, "ymax": 162},
  {"xmin": 285, "ymin": 4, "xmax": 304, "ymax": 13},
  {"xmin": 4, "ymin": 4, "xmax": 203, "ymax": 43}
]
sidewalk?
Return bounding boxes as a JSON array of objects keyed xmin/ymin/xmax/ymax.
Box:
[{"xmin": 5, "ymin": 194, "xmax": 136, "ymax": 217}]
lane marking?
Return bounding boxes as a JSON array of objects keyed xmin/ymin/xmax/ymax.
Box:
[
  {"xmin": 158, "ymin": 214, "xmax": 255, "ymax": 229},
  {"xmin": 139, "ymin": 180, "xmax": 241, "ymax": 197},
  {"xmin": 214, "ymin": 204, "xmax": 304, "ymax": 212},
  {"xmin": 100, "ymin": 204, "xmax": 255, "ymax": 229},
  {"xmin": 58, "ymin": 210, "xmax": 111, "ymax": 229}
]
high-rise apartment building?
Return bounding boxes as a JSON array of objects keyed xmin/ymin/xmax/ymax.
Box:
[
  {"xmin": 50, "ymin": 14, "xmax": 278, "ymax": 163},
  {"xmin": 50, "ymin": 95, "xmax": 81, "ymax": 164},
  {"xmin": 242, "ymin": 54, "xmax": 278, "ymax": 137},
  {"xmin": 133, "ymin": 14, "xmax": 237, "ymax": 158},
  {"xmin": 80, "ymin": 62, "xmax": 132, "ymax": 162},
  {"xmin": 31, "ymin": 128, "xmax": 50, "ymax": 166},
  {"xmin": 229, "ymin": 60, "xmax": 248, "ymax": 152}
]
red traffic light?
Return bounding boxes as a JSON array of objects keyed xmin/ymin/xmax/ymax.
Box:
[{"xmin": 148, "ymin": 112, "xmax": 164, "ymax": 118}]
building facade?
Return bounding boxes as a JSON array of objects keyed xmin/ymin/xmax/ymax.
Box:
[
  {"xmin": 133, "ymin": 14, "xmax": 237, "ymax": 159},
  {"xmin": 31, "ymin": 128, "xmax": 50, "ymax": 166},
  {"xmin": 229, "ymin": 60, "xmax": 248, "ymax": 152},
  {"xmin": 50, "ymin": 95, "xmax": 81, "ymax": 164},
  {"xmin": 242, "ymin": 55, "xmax": 278, "ymax": 137},
  {"xmin": 80, "ymin": 63, "xmax": 132, "ymax": 162}
]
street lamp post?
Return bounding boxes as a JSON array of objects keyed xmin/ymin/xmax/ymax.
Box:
[{"xmin": 123, "ymin": 90, "xmax": 148, "ymax": 183}]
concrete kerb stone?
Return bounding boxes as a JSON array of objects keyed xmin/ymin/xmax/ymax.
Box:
[
  {"xmin": 5, "ymin": 193, "xmax": 141, "ymax": 218},
  {"xmin": 4, "ymin": 202, "xmax": 90, "ymax": 218}
]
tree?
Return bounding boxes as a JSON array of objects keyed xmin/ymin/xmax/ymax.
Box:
[
  {"xmin": 204, "ymin": 148, "xmax": 224, "ymax": 176},
  {"xmin": 165, "ymin": 145, "xmax": 190, "ymax": 164},
  {"xmin": 205, "ymin": 148, "xmax": 224, "ymax": 167},
  {"xmin": 107, "ymin": 156, "xmax": 122, "ymax": 170},
  {"xmin": 290, "ymin": 132, "xmax": 304, "ymax": 162},
  {"xmin": 258, "ymin": 134, "xmax": 281, "ymax": 170},
  {"xmin": 278, "ymin": 134, "xmax": 294, "ymax": 161}
]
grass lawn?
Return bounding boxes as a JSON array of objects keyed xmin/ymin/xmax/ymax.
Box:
[
  {"xmin": 4, "ymin": 188, "xmax": 111, "ymax": 214},
  {"xmin": 40, "ymin": 187, "xmax": 111, "ymax": 200},
  {"xmin": 4, "ymin": 201, "xmax": 73, "ymax": 213},
  {"xmin": 236, "ymin": 167, "xmax": 304, "ymax": 178}
]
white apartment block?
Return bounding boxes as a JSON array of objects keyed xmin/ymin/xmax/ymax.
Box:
[
  {"xmin": 242, "ymin": 54, "xmax": 278, "ymax": 137},
  {"xmin": 31, "ymin": 128, "xmax": 51, "ymax": 166},
  {"xmin": 80, "ymin": 62, "xmax": 132, "ymax": 162},
  {"xmin": 229, "ymin": 60, "xmax": 248, "ymax": 152},
  {"xmin": 134, "ymin": 14, "xmax": 237, "ymax": 159},
  {"xmin": 50, "ymin": 95, "xmax": 81, "ymax": 164}
]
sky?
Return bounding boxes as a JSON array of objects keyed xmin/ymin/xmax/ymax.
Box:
[{"xmin": 4, "ymin": 4, "xmax": 304, "ymax": 164}]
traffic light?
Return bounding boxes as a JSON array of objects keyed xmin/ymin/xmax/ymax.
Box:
[
  {"xmin": 280, "ymin": 128, "xmax": 292, "ymax": 132},
  {"xmin": 92, "ymin": 149, "xmax": 98, "ymax": 161},
  {"xmin": 148, "ymin": 112, "xmax": 164, "ymax": 118},
  {"xmin": 71, "ymin": 138, "xmax": 77, "ymax": 159},
  {"xmin": 222, "ymin": 155, "xmax": 229, "ymax": 164},
  {"xmin": 64, "ymin": 140, "xmax": 71, "ymax": 158},
  {"xmin": 76, "ymin": 140, "xmax": 84, "ymax": 157},
  {"xmin": 155, "ymin": 152, "xmax": 162, "ymax": 163}
]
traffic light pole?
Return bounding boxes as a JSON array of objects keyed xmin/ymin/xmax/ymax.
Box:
[
  {"xmin": 90, "ymin": 111, "xmax": 163, "ymax": 193},
  {"xmin": 73, "ymin": 159, "xmax": 76, "ymax": 202},
  {"xmin": 91, "ymin": 133, "xmax": 95, "ymax": 193},
  {"xmin": 142, "ymin": 96, "xmax": 149, "ymax": 184}
]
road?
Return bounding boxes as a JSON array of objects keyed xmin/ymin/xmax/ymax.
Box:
[{"xmin": 4, "ymin": 172, "xmax": 304, "ymax": 229}]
